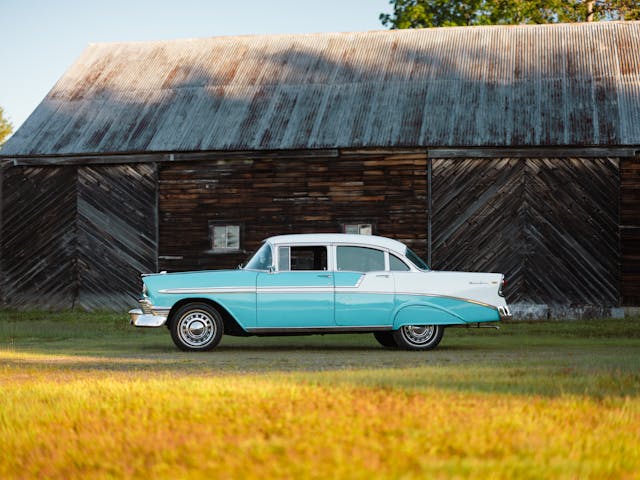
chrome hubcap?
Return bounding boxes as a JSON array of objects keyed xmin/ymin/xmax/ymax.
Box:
[
  {"xmin": 178, "ymin": 310, "xmax": 216, "ymax": 348},
  {"xmin": 401, "ymin": 325, "xmax": 436, "ymax": 345}
]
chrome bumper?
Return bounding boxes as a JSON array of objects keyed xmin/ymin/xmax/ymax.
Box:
[
  {"xmin": 129, "ymin": 308, "xmax": 168, "ymax": 327},
  {"xmin": 498, "ymin": 305, "xmax": 512, "ymax": 320}
]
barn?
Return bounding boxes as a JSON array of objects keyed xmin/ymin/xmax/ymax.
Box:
[{"xmin": 0, "ymin": 21, "xmax": 639, "ymax": 317}]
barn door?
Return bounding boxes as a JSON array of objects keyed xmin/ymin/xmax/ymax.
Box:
[
  {"xmin": 431, "ymin": 157, "xmax": 620, "ymax": 307},
  {"xmin": 1, "ymin": 166, "xmax": 77, "ymax": 309},
  {"xmin": 77, "ymin": 164, "xmax": 158, "ymax": 310}
]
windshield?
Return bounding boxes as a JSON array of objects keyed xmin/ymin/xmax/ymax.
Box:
[
  {"xmin": 405, "ymin": 248, "xmax": 430, "ymax": 270},
  {"xmin": 244, "ymin": 242, "xmax": 273, "ymax": 270}
]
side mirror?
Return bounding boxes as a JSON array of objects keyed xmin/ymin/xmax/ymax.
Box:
[{"xmin": 267, "ymin": 266, "xmax": 276, "ymax": 274}]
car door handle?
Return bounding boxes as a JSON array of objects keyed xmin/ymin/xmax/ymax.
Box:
[
  {"xmin": 317, "ymin": 274, "xmax": 333, "ymax": 278},
  {"xmin": 376, "ymin": 274, "xmax": 390, "ymax": 278}
]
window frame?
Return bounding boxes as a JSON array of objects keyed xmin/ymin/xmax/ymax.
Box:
[
  {"xmin": 207, "ymin": 222, "xmax": 243, "ymax": 254},
  {"xmin": 341, "ymin": 223, "xmax": 374, "ymax": 236},
  {"xmin": 276, "ymin": 245, "xmax": 330, "ymax": 272}
]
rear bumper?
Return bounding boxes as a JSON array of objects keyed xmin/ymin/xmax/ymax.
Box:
[
  {"xmin": 129, "ymin": 308, "xmax": 169, "ymax": 327},
  {"xmin": 498, "ymin": 305, "xmax": 512, "ymax": 320}
]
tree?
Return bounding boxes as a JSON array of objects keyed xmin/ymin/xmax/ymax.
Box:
[
  {"xmin": 0, "ymin": 106, "xmax": 13, "ymax": 147},
  {"xmin": 380, "ymin": 0, "xmax": 640, "ymax": 28}
]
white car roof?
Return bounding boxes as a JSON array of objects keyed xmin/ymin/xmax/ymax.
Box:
[{"xmin": 266, "ymin": 233, "xmax": 408, "ymax": 257}]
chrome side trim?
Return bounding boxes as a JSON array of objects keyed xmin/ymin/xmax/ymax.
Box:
[
  {"xmin": 246, "ymin": 325, "xmax": 392, "ymax": 334},
  {"xmin": 159, "ymin": 287, "xmax": 255, "ymax": 294}
]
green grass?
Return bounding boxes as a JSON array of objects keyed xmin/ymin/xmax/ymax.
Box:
[{"xmin": 1, "ymin": 310, "xmax": 639, "ymax": 479}]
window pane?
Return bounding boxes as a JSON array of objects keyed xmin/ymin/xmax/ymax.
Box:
[
  {"xmin": 226, "ymin": 225, "xmax": 240, "ymax": 249},
  {"xmin": 389, "ymin": 254, "xmax": 410, "ymax": 271},
  {"xmin": 343, "ymin": 223, "xmax": 373, "ymax": 235},
  {"xmin": 278, "ymin": 246, "xmax": 290, "ymax": 271},
  {"xmin": 358, "ymin": 224, "xmax": 372, "ymax": 235},
  {"xmin": 337, "ymin": 246, "xmax": 385, "ymax": 272},
  {"xmin": 290, "ymin": 246, "xmax": 327, "ymax": 271},
  {"xmin": 245, "ymin": 243, "xmax": 272, "ymax": 270},
  {"xmin": 213, "ymin": 226, "xmax": 227, "ymax": 249}
]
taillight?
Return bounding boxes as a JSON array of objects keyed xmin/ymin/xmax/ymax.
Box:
[{"xmin": 499, "ymin": 277, "xmax": 506, "ymax": 297}]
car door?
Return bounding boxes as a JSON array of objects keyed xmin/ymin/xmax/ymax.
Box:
[
  {"xmin": 256, "ymin": 245, "xmax": 335, "ymax": 328},
  {"xmin": 334, "ymin": 245, "xmax": 395, "ymax": 326}
]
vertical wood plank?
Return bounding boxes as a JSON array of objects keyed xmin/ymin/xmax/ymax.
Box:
[{"xmin": 620, "ymin": 156, "xmax": 640, "ymax": 305}]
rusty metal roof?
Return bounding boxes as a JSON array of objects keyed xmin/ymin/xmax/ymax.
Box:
[{"xmin": 3, "ymin": 21, "xmax": 640, "ymax": 156}]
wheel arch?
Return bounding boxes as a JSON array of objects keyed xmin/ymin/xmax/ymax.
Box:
[
  {"xmin": 393, "ymin": 302, "xmax": 466, "ymax": 329},
  {"xmin": 167, "ymin": 298, "xmax": 250, "ymax": 337}
]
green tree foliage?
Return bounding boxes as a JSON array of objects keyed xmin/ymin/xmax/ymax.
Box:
[
  {"xmin": 380, "ymin": 0, "xmax": 640, "ymax": 28},
  {"xmin": 0, "ymin": 106, "xmax": 13, "ymax": 147}
]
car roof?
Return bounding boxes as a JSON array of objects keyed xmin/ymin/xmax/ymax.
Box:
[{"xmin": 265, "ymin": 234, "xmax": 408, "ymax": 256}]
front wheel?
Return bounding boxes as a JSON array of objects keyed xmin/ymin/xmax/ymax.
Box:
[
  {"xmin": 170, "ymin": 303, "xmax": 223, "ymax": 351},
  {"xmin": 393, "ymin": 324, "xmax": 444, "ymax": 351}
]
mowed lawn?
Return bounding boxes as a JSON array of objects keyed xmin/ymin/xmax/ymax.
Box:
[{"xmin": 1, "ymin": 311, "xmax": 639, "ymax": 479}]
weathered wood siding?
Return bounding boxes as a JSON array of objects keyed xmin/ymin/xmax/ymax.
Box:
[
  {"xmin": 0, "ymin": 164, "xmax": 157, "ymax": 309},
  {"xmin": 77, "ymin": 164, "xmax": 158, "ymax": 310},
  {"xmin": 431, "ymin": 157, "xmax": 620, "ymax": 306},
  {"xmin": 621, "ymin": 156, "xmax": 640, "ymax": 305},
  {"xmin": 1, "ymin": 166, "xmax": 77, "ymax": 309},
  {"xmin": 158, "ymin": 152, "xmax": 428, "ymax": 271}
]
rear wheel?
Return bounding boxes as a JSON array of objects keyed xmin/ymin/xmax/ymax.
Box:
[
  {"xmin": 170, "ymin": 303, "xmax": 223, "ymax": 351},
  {"xmin": 393, "ymin": 324, "xmax": 444, "ymax": 351},
  {"xmin": 373, "ymin": 331, "xmax": 398, "ymax": 348}
]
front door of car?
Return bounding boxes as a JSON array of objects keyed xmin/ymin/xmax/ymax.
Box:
[
  {"xmin": 256, "ymin": 245, "xmax": 335, "ymax": 328},
  {"xmin": 334, "ymin": 246, "xmax": 395, "ymax": 326}
]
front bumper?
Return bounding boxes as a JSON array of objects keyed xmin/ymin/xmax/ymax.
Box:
[{"xmin": 129, "ymin": 299, "xmax": 170, "ymax": 327}]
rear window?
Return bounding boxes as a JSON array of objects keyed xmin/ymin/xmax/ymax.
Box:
[{"xmin": 337, "ymin": 246, "xmax": 385, "ymax": 272}]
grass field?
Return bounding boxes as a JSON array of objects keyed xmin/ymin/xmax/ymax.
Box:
[{"xmin": 1, "ymin": 311, "xmax": 639, "ymax": 479}]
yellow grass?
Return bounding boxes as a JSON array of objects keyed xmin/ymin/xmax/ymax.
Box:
[
  {"xmin": 1, "ymin": 314, "xmax": 639, "ymax": 479},
  {"xmin": 1, "ymin": 354, "xmax": 639, "ymax": 479}
]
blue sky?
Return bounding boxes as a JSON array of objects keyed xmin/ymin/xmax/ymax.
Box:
[{"xmin": 1, "ymin": 0, "xmax": 390, "ymax": 132}]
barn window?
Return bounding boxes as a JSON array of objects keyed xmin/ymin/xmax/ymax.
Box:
[
  {"xmin": 209, "ymin": 224, "xmax": 241, "ymax": 251},
  {"xmin": 343, "ymin": 223, "xmax": 373, "ymax": 235}
]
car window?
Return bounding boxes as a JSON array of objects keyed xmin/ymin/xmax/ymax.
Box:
[
  {"xmin": 244, "ymin": 242, "xmax": 273, "ymax": 270},
  {"xmin": 337, "ymin": 246, "xmax": 385, "ymax": 272},
  {"xmin": 279, "ymin": 246, "xmax": 328, "ymax": 271},
  {"xmin": 389, "ymin": 253, "xmax": 411, "ymax": 271}
]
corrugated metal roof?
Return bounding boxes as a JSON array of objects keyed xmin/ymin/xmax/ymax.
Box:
[{"xmin": 3, "ymin": 21, "xmax": 640, "ymax": 156}]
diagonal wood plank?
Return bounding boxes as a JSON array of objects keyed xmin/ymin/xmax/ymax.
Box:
[
  {"xmin": 432, "ymin": 157, "xmax": 619, "ymax": 306},
  {"xmin": 77, "ymin": 164, "xmax": 158, "ymax": 310},
  {"xmin": 1, "ymin": 166, "xmax": 77, "ymax": 309}
]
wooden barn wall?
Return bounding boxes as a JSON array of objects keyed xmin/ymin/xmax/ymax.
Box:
[
  {"xmin": 431, "ymin": 157, "xmax": 620, "ymax": 307},
  {"xmin": 158, "ymin": 152, "xmax": 428, "ymax": 272},
  {"xmin": 0, "ymin": 164, "xmax": 157, "ymax": 309},
  {"xmin": 1, "ymin": 166, "xmax": 77, "ymax": 309},
  {"xmin": 620, "ymin": 156, "xmax": 640, "ymax": 305}
]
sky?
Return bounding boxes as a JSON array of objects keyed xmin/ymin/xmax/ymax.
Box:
[{"xmin": 0, "ymin": 0, "xmax": 391, "ymax": 133}]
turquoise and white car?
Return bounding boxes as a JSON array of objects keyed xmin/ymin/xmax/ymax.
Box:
[{"xmin": 129, "ymin": 234, "xmax": 511, "ymax": 351}]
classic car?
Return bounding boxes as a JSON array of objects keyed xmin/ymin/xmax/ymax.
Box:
[{"xmin": 129, "ymin": 234, "xmax": 511, "ymax": 351}]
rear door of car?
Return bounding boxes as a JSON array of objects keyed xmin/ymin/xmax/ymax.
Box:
[{"xmin": 333, "ymin": 245, "xmax": 395, "ymax": 327}]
